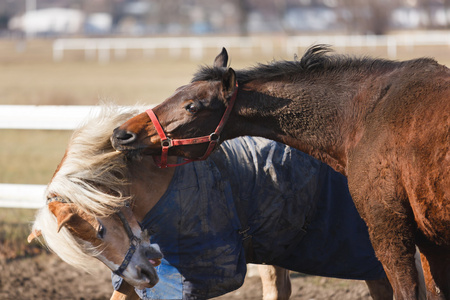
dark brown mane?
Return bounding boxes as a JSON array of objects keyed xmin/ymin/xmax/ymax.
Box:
[{"xmin": 192, "ymin": 44, "xmax": 437, "ymax": 84}]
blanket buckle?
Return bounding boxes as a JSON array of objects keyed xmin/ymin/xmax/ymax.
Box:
[{"xmin": 238, "ymin": 227, "xmax": 252, "ymax": 240}]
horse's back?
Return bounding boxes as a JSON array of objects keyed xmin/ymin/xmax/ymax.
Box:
[{"xmin": 382, "ymin": 60, "xmax": 449, "ymax": 124}]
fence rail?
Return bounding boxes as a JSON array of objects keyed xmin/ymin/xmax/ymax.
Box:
[
  {"xmin": 0, "ymin": 105, "xmax": 102, "ymax": 130},
  {"xmin": 53, "ymin": 32, "xmax": 450, "ymax": 62},
  {"xmin": 0, "ymin": 184, "xmax": 46, "ymax": 209},
  {"xmin": 0, "ymin": 105, "xmax": 139, "ymax": 208}
]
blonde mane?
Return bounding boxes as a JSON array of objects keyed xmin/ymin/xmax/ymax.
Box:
[
  {"xmin": 48, "ymin": 105, "xmax": 141, "ymax": 216},
  {"xmin": 32, "ymin": 105, "xmax": 142, "ymax": 272}
]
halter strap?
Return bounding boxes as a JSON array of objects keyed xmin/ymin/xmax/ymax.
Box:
[
  {"xmin": 146, "ymin": 82, "xmax": 238, "ymax": 168},
  {"xmin": 47, "ymin": 196, "xmax": 69, "ymax": 204},
  {"xmin": 113, "ymin": 210, "xmax": 141, "ymax": 276}
]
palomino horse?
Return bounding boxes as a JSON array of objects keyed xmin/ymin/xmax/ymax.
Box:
[
  {"xmin": 29, "ymin": 201, "xmax": 163, "ymax": 291},
  {"xmin": 31, "ymin": 107, "xmax": 393, "ymax": 299},
  {"xmin": 111, "ymin": 46, "xmax": 450, "ymax": 299},
  {"xmin": 29, "ymin": 199, "xmax": 288, "ymax": 300}
]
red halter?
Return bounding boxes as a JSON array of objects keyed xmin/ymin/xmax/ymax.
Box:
[{"xmin": 146, "ymin": 83, "xmax": 238, "ymax": 168}]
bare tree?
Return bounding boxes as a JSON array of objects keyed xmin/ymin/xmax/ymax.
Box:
[
  {"xmin": 446, "ymin": 0, "xmax": 450, "ymax": 28},
  {"xmin": 337, "ymin": 0, "xmax": 399, "ymax": 35},
  {"xmin": 235, "ymin": 0, "xmax": 250, "ymax": 36}
]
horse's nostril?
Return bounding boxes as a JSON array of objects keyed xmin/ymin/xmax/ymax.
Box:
[{"xmin": 113, "ymin": 128, "xmax": 137, "ymax": 145}]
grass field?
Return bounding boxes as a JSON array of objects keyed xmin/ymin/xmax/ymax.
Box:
[{"xmin": 0, "ymin": 37, "xmax": 449, "ymax": 258}]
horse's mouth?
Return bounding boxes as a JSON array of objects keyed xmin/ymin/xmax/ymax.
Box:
[
  {"xmin": 149, "ymin": 258, "xmax": 161, "ymax": 267},
  {"xmin": 145, "ymin": 247, "xmax": 163, "ymax": 267},
  {"xmin": 113, "ymin": 144, "xmax": 162, "ymax": 158},
  {"xmin": 111, "ymin": 127, "xmax": 162, "ymax": 154},
  {"xmin": 135, "ymin": 264, "xmax": 159, "ymax": 289},
  {"xmin": 111, "ymin": 137, "xmax": 162, "ymax": 156}
]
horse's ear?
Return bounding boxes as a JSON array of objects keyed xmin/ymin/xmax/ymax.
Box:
[
  {"xmin": 48, "ymin": 201, "xmax": 77, "ymax": 233},
  {"xmin": 222, "ymin": 68, "xmax": 237, "ymax": 99},
  {"xmin": 213, "ymin": 47, "xmax": 228, "ymax": 68},
  {"xmin": 27, "ymin": 229, "xmax": 42, "ymax": 243}
]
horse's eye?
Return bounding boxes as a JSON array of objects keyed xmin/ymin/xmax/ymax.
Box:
[
  {"xmin": 97, "ymin": 225, "xmax": 105, "ymax": 239},
  {"xmin": 185, "ymin": 103, "xmax": 199, "ymax": 114}
]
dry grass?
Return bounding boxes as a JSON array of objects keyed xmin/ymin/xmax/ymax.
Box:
[
  {"xmin": 0, "ymin": 207, "xmax": 45, "ymax": 259},
  {"xmin": 0, "ymin": 39, "xmax": 448, "ymax": 107},
  {"xmin": 0, "ymin": 39, "xmax": 286, "ymax": 106},
  {"xmin": 0, "ymin": 129, "xmax": 71, "ymax": 184},
  {"xmin": 0, "ymin": 57, "xmax": 201, "ymax": 106}
]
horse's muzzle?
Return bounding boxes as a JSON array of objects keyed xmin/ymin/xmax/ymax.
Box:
[{"xmin": 111, "ymin": 127, "xmax": 137, "ymax": 147}]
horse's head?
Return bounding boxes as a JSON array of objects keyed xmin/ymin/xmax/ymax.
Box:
[
  {"xmin": 111, "ymin": 48, "xmax": 238, "ymax": 160},
  {"xmin": 29, "ymin": 107, "xmax": 170, "ymax": 290},
  {"xmin": 29, "ymin": 201, "xmax": 162, "ymax": 290}
]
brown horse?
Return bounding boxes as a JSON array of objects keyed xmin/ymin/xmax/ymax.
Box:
[
  {"xmin": 30, "ymin": 107, "xmax": 394, "ymax": 300},
  {"xmin": 111, "ymin": 46, "xmax": 450, "ymax": 299}
]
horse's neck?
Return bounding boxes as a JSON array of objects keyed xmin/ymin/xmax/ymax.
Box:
[
  {"xmin": 229, "ymin": 82, "xmax": 363, "ymax": 175},
  {"xmin": 128, "ymin": 157, "xmax": 177, "ymax": 221}
]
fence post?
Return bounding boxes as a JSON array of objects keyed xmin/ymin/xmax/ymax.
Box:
[
  {"xmin": 387, "ymin": 36, "xmax": 397, "ymax": 59},
  {"xmin": 98, "ymin": 40, "xmax": 111, "ymax": 63},
  {"xmin": 53, "ymin": 39, "xmax": 64, "ymax": 61}
]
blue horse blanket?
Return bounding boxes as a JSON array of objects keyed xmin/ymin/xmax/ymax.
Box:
[{"xmin": 113, "ymin": 136, "xmax": 385, "ymax": 299}]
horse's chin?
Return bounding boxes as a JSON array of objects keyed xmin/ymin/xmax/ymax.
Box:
[
  {"xmin": 134, "ymin": 279, "xmax": 158, "ymax": 290},
  {"xmin": 127, "ymin": 264, "xmax": 159, "ymax": 290},
  {"xmin": 135, "ymin": 279, "xmax": 158, "ymax": 290}
]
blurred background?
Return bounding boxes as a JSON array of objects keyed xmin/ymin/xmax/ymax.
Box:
[
  {"xmin": 2, "ymin": 0, "xmax": 450, "ymax": 36},
  {"xmin": 0, "ymin": 1, "xmax": 449, "ymax": 299}
]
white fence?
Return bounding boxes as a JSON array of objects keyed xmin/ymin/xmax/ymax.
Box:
[
  {"xmin": 0, "ymin": 105, "xmax": 102, "ymax": 130},
  {"xmin": 53, "ymin": 32, "xmax": 450, "ymax": 62},
  {"xmin": 0, "ymin": 184, "xmax": 46, "ymax": 209},
  {"xmin": 0, "ymin": 105, "xmax": 136, "ymax": 208},
  {"xmin": 53, "ymin": 36, "xmax": 271, "ymax": 62}
]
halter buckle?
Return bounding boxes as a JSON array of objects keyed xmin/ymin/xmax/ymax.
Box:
[
  {"xmin": 130, "ymin": 235, "xmax": 140, "ymax": 247},
  {"xmin": 209, "ymin": 132, "xmax": 219, "ymax": 142},
  {"xmin": 161, "ymin": 138, "xmax": 172, "ymax": 148}
]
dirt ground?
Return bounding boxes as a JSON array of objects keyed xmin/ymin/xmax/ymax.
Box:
[{"xmin": 0, "ymin": 253, "xmax": 373, "ymax": 300}]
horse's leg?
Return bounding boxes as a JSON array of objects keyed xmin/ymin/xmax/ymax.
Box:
[
  {"xmin": 365, "ymin": 277, "xmax": 393, "ymax": 300},
  {"xmin": 360, "ymin": 196, "xmax": 420, "ymax": 300},
  {"xmin": 258, "ymin": 265, "xmax": 291, "ymax": 300},
  {"xmin": 110, "ymin": 280, "xmax": 140, "ymax": 300},
  {"xmin": 363, "ymin": 200, "xmax": 420, "ymax": 300},
  {"xmin": 348, "ymin": 163, "xmax": 419, "ymax": 299},
  {"xmin": 367, "ymin": 249, "xmax": 426, "ymax": 300},
  {"xmin": 415, "ymin": 249, "xmax": 427, "ymax": 300},
  {"xmin": 416, "ymin": 243, "xmax": 449, "ymax": 300}
]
